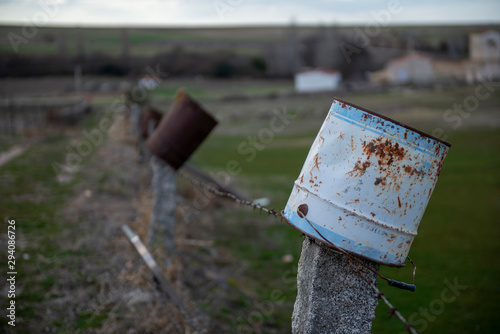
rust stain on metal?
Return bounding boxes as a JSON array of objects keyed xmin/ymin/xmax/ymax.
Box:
[
  {"xmin": 348, "ymin": 160, "xmax": 371, "ymax": 177},
  {"xmin": 297, "ymin": 204, "xmax": 308, "ymax": 218},
  {"xmin": 363, "ymin": 137, "xmax": 406, "ymax": 166},
  {"xmin": 309, "ymin": 153, "xmax": 322, "ymax": 185},
  {"xmin": 403, "ymin": 165, "xmax": 425, "ymax": 178},
  {"xmin": 312, "ymin": 153, "xmax": 321, "ymax": 171},
  {"xmin": 436, "ymin": 158, "xmax": 445, "ymax": 177},
  {"xmin": 374, "ymin": 177, "xmax": 387, "ymax": 186},
  {"xmin": 398, "ymin": 196, "xmax": 402, "ymax": 208}
]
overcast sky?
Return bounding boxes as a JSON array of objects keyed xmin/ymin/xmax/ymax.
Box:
[{"xmin": 0, "ymin": 0, "xmax": 499, "ymax": 27}]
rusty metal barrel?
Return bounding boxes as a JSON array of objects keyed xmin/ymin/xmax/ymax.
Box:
[
  {"xmin": 140, "ymin": 107, "xmax": 163, "ymax": 139},
  {"xmin": 282, "ymin": 98, "xmax": 451, "ymax": 267},
  {"xmin": 146, "ymin": 91, "xmax": 217, "ymax": 170}
]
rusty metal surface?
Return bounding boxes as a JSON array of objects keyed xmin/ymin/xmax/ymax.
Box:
[
  {"xmin": 282, "ymin": 98, "xmax": 450, "ymax": 267},
  {"xmin": 140, "ymin": 107, "xmax": 163, "ymax": 139},
  {"xmin": 146, "ymin": 91, "xmax": 218, "ymax": 170}
]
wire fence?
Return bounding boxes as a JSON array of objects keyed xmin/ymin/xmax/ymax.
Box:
[{"xmin": 0, "ymin": 97, "xmax": 89, "ymax": 136}]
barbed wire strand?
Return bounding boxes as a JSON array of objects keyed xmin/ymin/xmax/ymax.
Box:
[{"xmin": 178, "ymin": 170, "xmax": 418, "ymax": 334}]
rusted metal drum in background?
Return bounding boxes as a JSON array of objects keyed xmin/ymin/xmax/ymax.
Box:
[
  {"xmin": 140, "ymin": 107, "xmax": 163, "ymax": 139},
  {"xmin": 146, "ymin": 91, "xmax": 218, "ymax": 170},
  {"xmin": 282, "ymin": 98, "xmax": 451, "ymax": 267}
]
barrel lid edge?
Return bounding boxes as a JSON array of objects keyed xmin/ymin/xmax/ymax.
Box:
[{"xmin": 333, "ymin": 97, "xmax": 451, "ymax": 148}]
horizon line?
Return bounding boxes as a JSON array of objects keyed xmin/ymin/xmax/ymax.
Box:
[{"xmin": 1, "ymin": 21, "xmax": 500, "ymax": 30}]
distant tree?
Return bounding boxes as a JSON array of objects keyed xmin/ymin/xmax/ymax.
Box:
[
  {"xmin": 99, "ymin": 63, "xmax": 126, "ymax": 76},
  {"xmin": 301, "ymin": 35, "xmax": 318, "ymax": 67},
  {"xmin": 439, "ymin": 41, "xmax": 449, "ymax": 54},
  {"xmin": 338, "ymin": 39, "xmax": 374, "ymax": 81},
  {"xmin": 251, "ymin": 57, "xmax": 267, "ymax": 72},
  {"xmin": 214, "ymin": 61, "xmax": 234, "ymax": 78},
  {"xmin": 42, "ymin": 32, "xmax": 56, "ymax": 44}
]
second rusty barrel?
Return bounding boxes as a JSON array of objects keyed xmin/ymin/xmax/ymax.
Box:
[
  {"xmin": 146, "ymin": 91, "xmax": 218, "ymax": 170},
  {"xmin": 140, "ymin": 107, "xmax": 163, "ymax": 139}
]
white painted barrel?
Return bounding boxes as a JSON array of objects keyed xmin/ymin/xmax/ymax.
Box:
[{"xmin": 282, "ymin": 98, "xmax": 450, "ymax": 267}]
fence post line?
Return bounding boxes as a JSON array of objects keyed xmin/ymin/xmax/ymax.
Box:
[
  {"xmin": 148, "ymin": 156, "xmax": 177, "ymax": 264},
  {"xmin": 144, "ymin": 91, "xmax": 217, "ymax": 268},
  {"xmin": 140, "ymin": 118, "xmax": 156, "ymax": 162},
  {"xmin": 129, "ymin": 104, "xmax": 141, "ymax": 135},
  {"xmin": 8, "ymin": 103, "xmax": 14, "ymax": 135},
  {"xmin": 292, "ymin": 236, "xmax": 380, "ymax": 334}
]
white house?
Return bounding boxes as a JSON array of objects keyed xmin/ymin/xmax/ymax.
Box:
[
  {"xmin": 295, "ymin": 69, "xmax": 342, "ymax": 93},
  {"xmin": 370, "ymin": 52, "xmax": 434, "ymax": 85},
  {"xmin": 469, "ymin": 29, "xmax": 500, "ymax": 61},
  {"xmin": 138, "ymin": 75, "xmax": 160, "ymax": 90},
  {"xmin": 467, "ymin": 30, "xmax": 500, "ymax": 83},
  {"xmin": 371, "ymin": 30, "xmax": 500, "ymax": 85},
  {"xmin": 386, "ymin": 52, "xmax": 434, "ymax": 85}
]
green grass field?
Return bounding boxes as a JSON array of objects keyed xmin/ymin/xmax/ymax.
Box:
[
  {"xmin": 1, "ymin": 84, "xmax": 499, "ymax": 333},
  {"xmin": 0, "ymin": 26, "xmax": 283, "ymax": 57},
  {"xmin": 2, "ymin": 24, "xmax": 499, "ymax": 59}
]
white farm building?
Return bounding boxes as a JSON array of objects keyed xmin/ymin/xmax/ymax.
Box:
[{"xmin": 295, "ymin": 69, "xmax": 342, "ymax": 93}]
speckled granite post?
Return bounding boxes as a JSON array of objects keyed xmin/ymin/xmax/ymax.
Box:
[
  {"xmin": 292, "ymin": 236, "xmax": 380, "ymax": 334},
  {"xmin": 148, "ymin": 156, "xmax": 176, "ymax": 260},
  {"xmin": 129, "ymin": 104, "xmax": 141, "ymax": 135}
]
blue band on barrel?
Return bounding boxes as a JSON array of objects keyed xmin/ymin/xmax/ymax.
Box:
[
  {"xmin": 283, "ymin": 206, "xmax": 399, "ymax": 265},
  {"xmin": 329, "ymin": 100, "xmax": 445, "ymax": 158}
]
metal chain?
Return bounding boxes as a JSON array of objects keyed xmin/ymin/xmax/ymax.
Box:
[
  {"xmin": 178, "ymin": 171, "xmax": 282, "ymax": 218},
  {"xmin": 178, "ymin": 170, "xmax": 418, "ymax": 334}
]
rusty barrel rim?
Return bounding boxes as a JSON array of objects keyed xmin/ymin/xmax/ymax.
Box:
[{"xmin": 333, "ymin": 98, "xmax": 451, "ymax": 148}]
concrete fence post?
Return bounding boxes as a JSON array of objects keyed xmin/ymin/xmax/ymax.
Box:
[
  {"xmin": 129, "ymin": 104, "xmax": 141, "ymax": 136},
  {"xmin": 148, "ymin": 156, "xmax": 177, "ymax": 262},
  {"xmin": 292, "ymin": 236, "xmax": 379, "ymax": 334}
]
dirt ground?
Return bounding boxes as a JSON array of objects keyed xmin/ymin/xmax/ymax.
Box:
[{"xmin": 17, "ymin": 115, "xmax": 249, "ymax": 334}]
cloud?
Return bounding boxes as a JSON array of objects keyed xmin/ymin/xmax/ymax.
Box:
[{"xmin": 0, "ymin": 0, "xmax": 499, "ymax": 26}]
